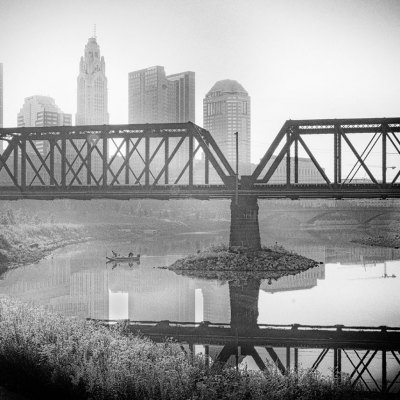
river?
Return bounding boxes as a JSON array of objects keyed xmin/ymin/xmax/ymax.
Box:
[
  {"xmin": 0, "ymin": 232, "xmax": 399, "ymax": 326},
  {"xmin": 0, "ymin": 232, "xmax": 399, "ymax": 391}
]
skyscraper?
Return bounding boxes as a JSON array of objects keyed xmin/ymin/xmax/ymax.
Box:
[
  {"xmin": 0, "ymin": 63, "xmax": 3, "ymax": 153},
  {"xmin": 128, "ymin": 66, "xmax": 195, "ymax": 183},
  {"xmin": 203, "ymin": 79, "xmax": 251, "ymax": 175},
  {"xmin": 16, "ymin": 96, "xmax": 72, "ymax": 185},
  {"xmin": 166, "ymin": 71, "xmax": 195, "ymax": 123},
  {"xmin": 76, "ymin": 36, "xmax": 109, "ymax": 125},
  {"xmin": 128, "ymin": 66, "xmax": 195, "ymax": 124},
  {"xmin": 0, "ymin": 63, "xmax": 3, "ymax": 129},
  {"xmin": 17, "ymin": 95, "xmax": 71, "ymax": 129}
]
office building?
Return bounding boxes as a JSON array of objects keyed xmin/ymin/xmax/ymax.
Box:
[
  {"xmin": 0, "ymin": 63, "xmax": 3, "ymax": 129},
  {"xmin": 17, "ymin": 95, "xmax": 71, "ymax": 133},
  {"xmin": 15, "ymin": 96, "xmax": 71, "ymax": 185},
  {"xmin": 203, "ymin": 79, "xmax": 251, "ymax": 175},
  {"xmin": 76, "ymin": 36, "xmax": 109, "ymax": 125},
  {"xmin": 0, "ymin": 63, "xmax": 3, "ymax": 154},
  {"xmin": 128, "ymin": 67, "xmax": 195, "ymax": 183},
  {"xmin": 128, "ymin": 66, "xmax": 195, "ymax": 124},
  {"xmin": 165, "ymin": 71, "xmax": 195, "ymax": 123}
]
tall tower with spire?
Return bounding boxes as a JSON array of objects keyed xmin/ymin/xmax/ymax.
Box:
[{"xmin": 76, "ymin": 34, "xmax": 109, "ymax": 125}]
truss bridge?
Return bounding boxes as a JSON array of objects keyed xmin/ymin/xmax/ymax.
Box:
[{"xmin": 1, "ymin": 118, "xmax": 399, "ymax": 248}]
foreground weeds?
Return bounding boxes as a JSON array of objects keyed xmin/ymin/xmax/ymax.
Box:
[{"xmin": 0, "ymin": 297, "xmax": 359, "ymax": 400}]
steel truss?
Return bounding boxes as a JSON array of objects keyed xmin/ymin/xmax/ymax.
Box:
[
  {"xmin": 118, "ymin": 320, "xmax": 400, "ymax": 394},
  {"xmin": 0, "ymin": 122, "xmax": 235, "ymax": 195},
  {"xmin": 251, "ymin": 117, "xmax": 400, "ymax": 198},
  {"xmin": 1, "ymin": 119, "xmax": 400, "ymax": 199}
]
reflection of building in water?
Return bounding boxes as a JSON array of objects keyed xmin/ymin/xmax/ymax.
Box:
[
  {"xmin": 0, "ymin": 255, "xmax": 71, "ymax": 301},
  {"xmin": 260, "ymin": 265, "xmax": 325, "ymax": 293},
  {"xmin": 326, "ymin": 246, "xmax": 400, "ymax": 264},
  {"xmin": 286, "ymin": 245, "xmax": 326, "ymax": 264},
  {"xmin": 0, "ymin": 246, "xmax": 198, "ymax": 322},
  {"xmin": 108, "ymin": 268, "xmax": 196, "ymax": 321},
  {"xmin": 200, "ymin": 281, "xmax": 230, "ymax": 324}
]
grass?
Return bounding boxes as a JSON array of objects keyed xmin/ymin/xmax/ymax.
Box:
[
  {"xmin": 0, "ymin": 296, "xmax": 362, "ymax": 400},
  {"xmin": 0, "ymin": 221, "xmax": 85, "ymax": 266}
]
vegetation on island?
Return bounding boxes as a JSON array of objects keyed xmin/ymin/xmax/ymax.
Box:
[
  {"xmin": 0, "ymin": 297, "xmax": 360, "ymax": 400},
  {"xmin": 0, "ymin": 208, "xmax": 86, "ymax": 268},
  {"xmin": 164, "ymin": 244, "xmax": 320, "ymax": 282}
]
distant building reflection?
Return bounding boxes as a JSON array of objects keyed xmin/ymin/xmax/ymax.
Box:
[
  {"xmin": 0, "ymin": 238, "xmax": 398, "ymax": 324},
  {"xmin": 260, "ymin": 265, "xmax": 325, "ymax": 293}
]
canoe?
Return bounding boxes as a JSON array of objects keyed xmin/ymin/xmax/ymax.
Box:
[{"xmin": 106, "ymin": 255, "xmax": 140, "ymax": 263}]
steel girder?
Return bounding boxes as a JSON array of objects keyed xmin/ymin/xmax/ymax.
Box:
[
  {"xmin": 1, "ymin": 119, "xmax": 400, "ymax": 199},
  {"xmin": 121, "ymin": 320, "xmax": 400, "ymax": 394},
  {"xmin": 0, "ymin": 123, "xmax": 235, "ymax": 191},
  {"xmin": 252, "ymin": 118, "xmax": 400, "ymax": 189}
]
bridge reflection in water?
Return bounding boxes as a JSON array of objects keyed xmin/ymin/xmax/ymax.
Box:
[
  {"xmin": 1, "ymin": 237, "xmax": 399, "ymax": 393},
  {"xmin": 102, "ymin": 274, "xmax": 400, "ymax": 394}
]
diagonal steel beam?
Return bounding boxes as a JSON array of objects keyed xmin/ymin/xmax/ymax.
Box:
[
  {"xmin": 265, "ymin": 347, "xmax": 286, "ymax": 374},
  {"xmin": 343, "ymin": 132, "xmax": 381, "ymax": 184},
  {"xmin": 252, "ymin": 121, "xmax": 290, "ymax": 180},
  {"xmin": 195, "ymin": 125, "xmax": 235, "ymax": 176},
  {"xmin": 135, "ymin": 137, "xmax": 166, "ymax": 184},
  {"xmin": 351, "ymin": 350, "xmax": 377, "ymax": 388},
  {"xmin": 338, "ymin": 128, "xmax": 379, "ymax": 185},
  {"xmin": 110, "ymin": 137, "xmax": 143, "ymax": 185},
  {"xmin": 153, "ymin": 137, "xmax": 186, "ymax": 185},
  {"xmin": 343, "ymin": 350, "xmax": 371, "ymax": 390},
  {"xmin": 297, "ymin": 135, "xmax": 332, "ymax": 185},
  {"xmin": 311, "ymin": 348, "xmax": 330, "ymax": 371},
  {"xmin": 245, "ymin": 346, "xmax": 267, "ymax": 371},
  {"xmin": 190, "ymin": 124, "xmax": 234, "ymax": 186},
  {"xmin": 262, "ymin": 133, "xmax": 296, "ymax": 183},
  {"xmin": 0, "ymin": 138, "xmax": 20, "ymax": 187},
  {"xmin": 64, "ymin": 139, "xmax": 87, "ymax": 186},
  {"xmin": 174, "ymin": 143, "xmax": 201, "ymax": 184},
  {"xmin": 27, "ymin": 139, "xmax": 56, "ymax": 186}
]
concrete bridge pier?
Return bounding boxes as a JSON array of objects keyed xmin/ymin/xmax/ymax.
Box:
[{"xmin": 229, "ymin": 195, "xmax": 261, "ymax": 250}]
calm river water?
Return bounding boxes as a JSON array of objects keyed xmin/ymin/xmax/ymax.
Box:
[
  {"xmin": 0, "ymin": 232, "xmax": 399, "ymax": 327},
  {"xmin": 1, "ymin": 232, "xmax": 400, "ymax": 389}
]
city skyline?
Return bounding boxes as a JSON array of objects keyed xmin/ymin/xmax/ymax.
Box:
[{"xmin": 0, "ymin": 0, "xmax": 400, "ymax": 166}]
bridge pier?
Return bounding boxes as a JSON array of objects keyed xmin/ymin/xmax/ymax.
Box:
[{"xmin": 229, "ymin": 195, "xmax": 261, "ymax": 250}]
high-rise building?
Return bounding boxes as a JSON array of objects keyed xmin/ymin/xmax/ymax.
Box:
[
  {"xmin": 0, "ymin": 63, "xmax": 3, "ymax": 153},
  {"xmin": 17, "ymin": 95, "xmax": 71, "ymax": 130},
  {"xmin": 128, "ymin": 66, "xmax": 195, "ymax": 183},
  {"xmin": 15, "ymin": 96, "xmax": 71, "ymax": 185},
  {"xmin": 166, "ymin": 71, "xmax": 195, "ymax": 123},
  {"xmin": 203, "ymin": 79, "xmax": 251, "ymax": 175},
  {"xmin": 0, "ymin": 63, "xmax": 3, "ymax": 129},
  {"xmin": 76, "ymin": 36, "xmax": 109, "ymax": 125},
  {"xmin": 128, "ymin": 66, "xmax": 195, "ymax": 124}
]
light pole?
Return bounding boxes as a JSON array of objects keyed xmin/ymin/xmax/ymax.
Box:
[{"xmin": 234, "ymin": 131, "xmax": 239, "ymax": 205}]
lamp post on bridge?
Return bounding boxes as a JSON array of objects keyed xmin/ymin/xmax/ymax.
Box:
[{"xmin": 234, "ymin": 131, "xmax": 239, "ymax": 205}]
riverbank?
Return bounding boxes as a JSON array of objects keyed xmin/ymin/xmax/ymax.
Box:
[
  {"xmin": 0, "ymin": 296, "xmax": 360, "ymax": 400},
  {"xmin": 350, "ymin": 227, "xmax": 400, "ymax": 249},
  {"xmin": 0, "ymin": 223, "xmax": 88, "ymax": 269}
]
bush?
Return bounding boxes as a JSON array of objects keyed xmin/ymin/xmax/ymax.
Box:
[{"xmin": 0, "ymin": 297, "xmax": 360, "ymax": 400}]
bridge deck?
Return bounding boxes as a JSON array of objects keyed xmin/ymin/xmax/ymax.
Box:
[
  {"xmin": 1, "ymin": 183, "xmax": 399, "ymax": 200},
  {"xmin": 98, "ymin": 320, "xmax": 400, "ymax": 350}
]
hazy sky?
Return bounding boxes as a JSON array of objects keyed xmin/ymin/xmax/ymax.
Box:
[{"xmin": 1, "ymin": 0, "xmax": 399, "ymax": 165}]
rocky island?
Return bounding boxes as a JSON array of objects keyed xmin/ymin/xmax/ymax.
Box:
[{"xmin": 164, "ymin": 244, "xmax": 320, "ymax": 282}]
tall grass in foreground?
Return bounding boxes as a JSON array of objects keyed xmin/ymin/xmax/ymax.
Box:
[{"xmin": 0, "ymin": 297, "xmax": 359, "ymax": 400}]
